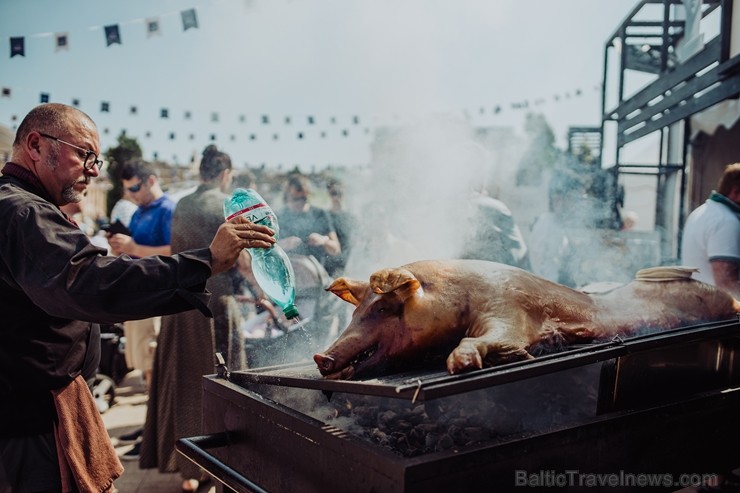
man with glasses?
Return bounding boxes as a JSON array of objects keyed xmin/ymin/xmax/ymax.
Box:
[{"xmin": 0, "ymin": 103, "xmax": 276, "ymax": 493}]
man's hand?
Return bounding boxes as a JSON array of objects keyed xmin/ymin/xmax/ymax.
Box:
[
  {"xmin": 107, "ymin": 233, "xmax": 134, "ymax": 256},
  {"xmin": 209, "ymin": 217, "xmax": 275, "ymax": 275}
]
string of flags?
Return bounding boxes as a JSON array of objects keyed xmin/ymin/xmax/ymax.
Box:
[
  {"xmin": 0, "ymin": 84, "xmax": 597, "ymax": 145},
  {"xmin": 9, "ymin": 8, "xmax": 198, "ymax": 57}
]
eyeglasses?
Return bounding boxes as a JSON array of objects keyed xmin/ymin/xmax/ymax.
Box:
[
  {"xmin": 38, "ymin": 132, "xmax": 104, "ymax": 171},
  {"xmin": 287, "ymin": 195, "xmax": 308, "ymax": 203},
  {"xmin": 126, "ymin": 182, "xmax": 143, "ymax": 193}
]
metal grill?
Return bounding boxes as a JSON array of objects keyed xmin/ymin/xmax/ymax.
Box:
[{"xmin": 178, "ymin": 317, "xmax": 740, "ymax": 493}]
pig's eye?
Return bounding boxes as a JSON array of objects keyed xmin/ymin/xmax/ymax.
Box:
[{"xmin": 374, "ymin": 300, "xmax": 402, "ymax": 317}]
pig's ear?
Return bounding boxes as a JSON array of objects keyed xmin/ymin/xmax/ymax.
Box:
[
  {"xmin": 370, "ymin": 268, "xmax": 422, "ymax": 302},
  {"xmin": 326, "ymin": 277, "xmax": 368, "ymax": 306}
]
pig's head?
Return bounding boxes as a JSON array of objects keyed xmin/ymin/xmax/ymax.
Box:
[{"xmin": 314, "ymin": 266, "xmax": 461, "ymax": 380}]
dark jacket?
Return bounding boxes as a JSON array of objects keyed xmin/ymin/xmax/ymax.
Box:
[{"xmin": 0, "ymin": 163, "xmax": 213, "ymax": 437}]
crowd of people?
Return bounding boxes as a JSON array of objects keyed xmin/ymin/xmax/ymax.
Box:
[
  {"xmin": 1, "ymin": 102, "xmax": 737, "ymax": 493},
  {"xmin": 105, "ymin": 150, "xmax": 357, "ymax": 491},
  {"xmin": 0, "ymin": 103, "xmax": 360, "ymax": 493}
]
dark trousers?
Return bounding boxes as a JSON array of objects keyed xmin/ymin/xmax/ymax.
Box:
[{"xmin": 0, "ymin": 432, "xmax": 73, "ymax": 493}]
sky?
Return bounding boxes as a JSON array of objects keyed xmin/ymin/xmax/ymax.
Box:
[{"xmin": 0, "ymin": 0, "xmax": 639, "ymax": 170}]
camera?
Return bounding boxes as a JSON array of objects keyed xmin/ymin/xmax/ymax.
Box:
[{"xmin": 100, "ymin": 220, "xmax": 131, "ymax": 236}]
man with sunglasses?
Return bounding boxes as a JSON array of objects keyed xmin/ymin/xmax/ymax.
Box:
[
  {"xmin": 0, "ymin": 103, "xmax": 276, "ymax": 492},
  {"xmin": 108, "ymin": 161, "xmax": 174, "ymax": 412}
]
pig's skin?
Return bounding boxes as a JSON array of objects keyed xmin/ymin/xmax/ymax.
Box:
[{"xmin": 313, "ymin": 260, "xmax": 740, "ymax": 379}]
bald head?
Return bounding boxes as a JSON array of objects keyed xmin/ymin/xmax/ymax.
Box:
[{"xmin": 12, "ymin": 103, "xmax": 97, "ymax": 157}]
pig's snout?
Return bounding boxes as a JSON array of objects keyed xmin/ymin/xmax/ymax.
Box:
[{"xmin": 314, "ymin": 353, "xmax": 336, "ymax": 373}]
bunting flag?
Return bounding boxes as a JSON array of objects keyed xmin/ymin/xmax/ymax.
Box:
[
  {"xmin": 10, "ymin": 37, "xmax": 24, "ymax": 57},
  {"xmin": 0, "ymin": 81, "xmax": 595, "ymax": 158},
  {"xmin": 146, "ymin": 17, "xmax": 161, "ymax": 37},
  {"xmin": 55, "ymin": 33, "xmax": 69, "ymax": 52},
  {"xmin": 181, "ymin": 9, "xmax": 198, "ymax": 31},
  {"xmin": 7, "ymin": 6, "xmax": 201, "ymax": 56},
  {"xmin": 104, "ymin": 25, "xmax": 121, "ymax": 46}
]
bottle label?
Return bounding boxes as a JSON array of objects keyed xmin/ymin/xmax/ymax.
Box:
[{"xmin": 226, "ymin": 202, "xmax": 273, "ymax": 224}]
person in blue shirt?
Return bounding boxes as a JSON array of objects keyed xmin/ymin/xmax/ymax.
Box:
[
  {"xmin": 109, "ymin": 161, "xmax": 174, "ymax": 258},
  {"xmin": 107, "ymin": 160, "xmax": 176, "ymax": 460}
]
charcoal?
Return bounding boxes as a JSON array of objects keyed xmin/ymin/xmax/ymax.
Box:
[
  {"xmin": 463, "ymin": 427, "xmax": 490, "ymax": 443},
  {"xmin": 316, "ymin": 365, "xmax": 599, "ymax": 457},
  {"xmin": 394, "ymin": 420, "xmax": 413, "ymax": 433},
  {"xmin": 435, "ymin": 433, "xmax": 455, "ymax": 451},
  {"xmin": 424, "ymin": 432, "xmax": 440, "ymax": 449},
  {"xmin": 378, "ymin": 410, "xmax": 398, "ymax": 427}
]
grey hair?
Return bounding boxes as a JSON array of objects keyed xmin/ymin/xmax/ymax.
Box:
[{"xmin": 13, "ymin": 103, "xmax": 95, "ymax": 149}]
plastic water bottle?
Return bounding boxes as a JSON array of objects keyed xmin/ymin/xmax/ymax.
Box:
[
  {"xmin": 224, "ymin": 188, "xmax": 300, "ymax": 320},
  {"xmin": 224, "ymin": 188, "xmax": 280, "ymax": 237}
]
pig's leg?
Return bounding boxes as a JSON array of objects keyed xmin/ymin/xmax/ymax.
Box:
[{"xmin": 446, "ymin": 318, "xmax": 534, "ymax": 374}]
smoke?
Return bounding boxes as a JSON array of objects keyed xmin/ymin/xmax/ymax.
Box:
[
  {"xmin": 331, "ymin": 115, "xmax": 662, "ymax": 289},
  {"xmin": 342, "ymin": 114, "xmax": 527, "ymax": 279}
]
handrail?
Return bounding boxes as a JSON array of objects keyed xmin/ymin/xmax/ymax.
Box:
[{"xmin": 176, "ymin": 433, "xmax": 270, "ymax": 493}]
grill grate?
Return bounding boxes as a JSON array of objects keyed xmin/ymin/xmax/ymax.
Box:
[{"xmin": 227, "ymin": 317, "xmax": 740, "ymax": 402}]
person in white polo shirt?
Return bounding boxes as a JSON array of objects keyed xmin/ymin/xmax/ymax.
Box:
[{"xmin": 681, "ymin": 162, "xmax": 740, "ymax": 299}]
